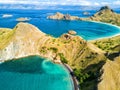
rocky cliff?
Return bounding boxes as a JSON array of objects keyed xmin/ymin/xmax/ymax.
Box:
[
  {"xmin": 0, "ymin": 23, "xmax": 47, "ymax": 61},
  {"xmin": 47, "ymin": 12, "xmax": 80, "ymax": 20}
]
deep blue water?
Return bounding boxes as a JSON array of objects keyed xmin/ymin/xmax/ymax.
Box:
[
  {"xmin": 0, "ymin": 56, "xmax": 74, "ymax": 90},
  {"xmin": 0, "ymin": 9, "xmax": 120, "ymax": 40}
]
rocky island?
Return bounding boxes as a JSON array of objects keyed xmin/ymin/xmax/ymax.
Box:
[
  {"xmin": 0, "ymin": 22, "xmax": 120, "ymax": 90},
  {"xmin": 47, "ymin": 12, "xmax": 80, "ymax": 20},
  {"xmin": 16, "ymin": 17, "xmax": 30, "ymax": 22}
]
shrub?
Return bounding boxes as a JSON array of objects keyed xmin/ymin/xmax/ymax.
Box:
[
  {"xmin": 50, "ymin": 47, "xmax": 58, "ymax": 53},
  {"xmin": 58, "ymin": 53, "xmax": 68, "ymax": 64}
]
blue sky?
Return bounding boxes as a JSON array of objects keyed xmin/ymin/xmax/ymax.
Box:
[{"xmin": 0, "ymin": 0, "xmax": 120, "ymax": 6}]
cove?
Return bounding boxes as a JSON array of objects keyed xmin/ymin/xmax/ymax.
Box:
[{"xmin": 0, "ymin": 56, "xmax": 74, "ymax": 90}]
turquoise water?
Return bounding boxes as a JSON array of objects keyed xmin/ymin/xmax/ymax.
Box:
[
  {"xmin": 0, "ymin": 9, "xmax": 120, "ymax": 40},
  {"xmin": 0, "ymin": 56, "xmax": 74, "ymax": 90}
]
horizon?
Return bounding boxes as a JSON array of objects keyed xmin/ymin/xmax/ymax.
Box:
[{"xmin": 0, "ymin": 0, "xmax": 120, "ymax": 10}]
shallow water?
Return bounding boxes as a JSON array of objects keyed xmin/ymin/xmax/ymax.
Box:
[{"xmin": 0, "ymin": 56, "xmax": 74, "ymax": 90}]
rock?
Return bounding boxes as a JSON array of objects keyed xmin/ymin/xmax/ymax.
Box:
[
  {"xmin": 47, "ymin": 12, "xmax": 64, "ymax": 20},
  {"xmin": 61, "ymin": 34, "xmax": 72, "ymax": 40},
  {"xmin": 47, "ymin": 12, "xmax": 80, "ymax": 20},
  {"xmin": 83, "ymin": 11, "xmax": 90, "ymax": 15},
  {"xmin": 16, "ymin": 17, "xmax": 30, "ymax": 22},
  {"xmin": 68, "ymin": 30, "xmax": 77, "ymax": 35}
]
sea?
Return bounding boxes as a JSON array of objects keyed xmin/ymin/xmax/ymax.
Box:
[
  {"xmin": 0, "ymin": 56, "xmax": 74, "ymax": 90},
  {"xmin": 0, "ymin": 9, "xmax": 120, "ymax": 40}
]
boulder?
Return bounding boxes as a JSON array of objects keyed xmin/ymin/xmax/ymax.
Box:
[{"xmin": 68, "ymin": 30, "xmax": 77, "ymax": 35}]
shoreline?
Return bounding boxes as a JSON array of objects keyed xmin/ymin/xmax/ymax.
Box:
[
  {"xmin": 83, "ymin": 20, "xmax": 120, "ymax": 41},
  {"xmin": 63, "ymin": 63, "xmax": 80, "ymax": 90},
  {"xmin": 88, "ymin": 33, "xmax": 120, "ymax": 42}
]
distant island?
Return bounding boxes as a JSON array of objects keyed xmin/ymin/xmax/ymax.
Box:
[
  {"xmin": 16, "ymin": 17, "xmax": 30, "ymax": 22},
  {"xmin": 47, "ymin": 12, "xmax": 80, "ymax": 20},
  {"xmin": 48, "ymin": 6, "xmax": 120, "ymax": 26}
]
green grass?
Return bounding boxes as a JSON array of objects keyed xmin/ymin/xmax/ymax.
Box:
[
  {"xmin": 0, "ymin": 28, "xmax": 14, "ymax": 50},
  {"xmin": 93, "ymin": 36, "xmax": 120, "ymax": 53}
]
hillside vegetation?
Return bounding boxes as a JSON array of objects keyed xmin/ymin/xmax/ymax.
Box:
[{"xmin": 0, "ymin": 28, "xmax": 14, "ymax": 50}]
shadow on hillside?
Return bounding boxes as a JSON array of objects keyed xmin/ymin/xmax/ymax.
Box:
[
  {"xmin": 105, "ymin": 52, "xmax": 120, "ymax": 60},
  {"xmin": 81, "ymin": 61, "xmax": 105, "ymax": 90}
]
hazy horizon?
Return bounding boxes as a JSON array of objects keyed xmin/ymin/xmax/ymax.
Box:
[{"xmin": 0, "ymin": 0, "xmax": 120, "ymax": 10}]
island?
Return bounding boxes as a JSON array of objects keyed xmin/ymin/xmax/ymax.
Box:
[
  {"xmin": 48, "ymin": 6, "xmax": 120, "ymax": 26},
  {"xmin": 16, "ymin": 17, "xmax": 30, "ymax": 22},
  {"xmin": 47, "ymin": 12, "xmax": 80, "ymax": 20}
]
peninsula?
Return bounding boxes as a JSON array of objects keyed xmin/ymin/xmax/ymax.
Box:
[{"xmin": 0, "ymin": 21, "xmax": 120, "ymax": 90}]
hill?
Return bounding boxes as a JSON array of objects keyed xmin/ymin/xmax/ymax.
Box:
[
  {"xmin": 0, "ymin": 23, "xmax": 108, "ymax": 90},
  {"xmin": 82, "ymin": 6, "xmax": 120, "ymax": 26}
]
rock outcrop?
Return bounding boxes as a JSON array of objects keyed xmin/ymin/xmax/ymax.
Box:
[
  {"xmin": 16, "ymin": 17, "xmax": 30, "ymax": 22},
  {"xmin": 83, "ymin": 11, "xmax": 90, "ymax": 15},
  {"xmin": 68, "ymin": 30, "xmax": 77, "ymax": 35},
  {"xmin": 82, "ymin": 6, "xmax": 120, "ymax": 26},
  {"xmin": 47, "ymin": 12, "xmax": 80, "ymax": 20}
]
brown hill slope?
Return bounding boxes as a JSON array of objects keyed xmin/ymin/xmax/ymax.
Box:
[
  {"xmin": 98, "ymin": 56, "xmax": 120, "ymax": 90},
  {"xmin": 82, "ymin": 6, "xmax": 120, "ymax": 26}
]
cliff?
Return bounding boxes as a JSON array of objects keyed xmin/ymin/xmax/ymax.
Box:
[
  {"xmin": 0, "ymin": 23, "xmax": 47, "ymax": 61},
  {"xmin": 47, "ymin": 12, "xmax": 80, "ymax": 20},
  {"xmin": 82, "ymin": 6, "xmax": 120, "ymax": 26}
]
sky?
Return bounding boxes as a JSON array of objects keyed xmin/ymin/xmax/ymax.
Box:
[
  {"xmin": 0, "ymin": 0, "xmax": 120, "ymax": 9},
  {"xmin": 0, "ymin": 0, "xmax": 120, "ymax": 6}
]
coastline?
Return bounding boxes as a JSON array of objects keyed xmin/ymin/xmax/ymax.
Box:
[
  {"xmin": 89, "ymin": 33, "xmax": 120, "ymax": 42},
  {"xmin": 84, "ymin": 20, "xmax": 120, "ymax": 41},
  {"xmin": 63, "ymin": 63, "xmax": 80, "ymax": 90}
]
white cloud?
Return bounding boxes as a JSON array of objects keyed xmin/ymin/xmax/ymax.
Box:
[
  {"xmin": 0, "ymin": 0, "xmax": 114, "ymax": 6},
  {"xmin": 94, "ymin": 2, "xmax": 100, "ymax": 6},
  {"xmin": 101, "ymin": 2, "xmax": 111, "ymax": 5},
  {"xmin": 113, "ymin": 0, "xmax": 120, "ymax": 5},
  {"xmin": 0, "ymin": 0, "xmax": 92, "ymax": 6}
]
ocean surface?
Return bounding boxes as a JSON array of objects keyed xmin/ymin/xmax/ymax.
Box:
[
  {"xmin": 0, "ymin": 9, "xmax": 120, "ymax": 40},
  {"xmin": 0, "ymin": 56, "xmax": 74, "ymax": 90}
]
